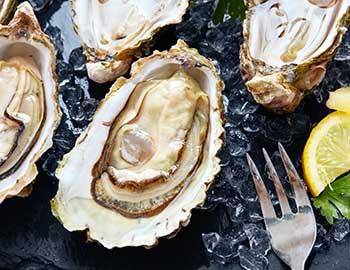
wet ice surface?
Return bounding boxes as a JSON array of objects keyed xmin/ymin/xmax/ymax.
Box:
[{"xmin": 1, "ymin": 0, "xmax": 350, "ymax": 269}]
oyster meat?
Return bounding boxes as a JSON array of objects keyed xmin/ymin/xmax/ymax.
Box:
[
  {"xmin": 0, "ymin": 0, "xmax": 17, "ymax": 24},
  {"xmin": 0, "ymin": 2, "xmax": 60, "ymax": 203},
  {"xmin": 241, "ymin": 0, "xmax": 350, "ymax": 112},
  {"xmin": 71, "ymin": 0, "xmax": 189, "ymax": 83},
  {"xmin": 52, "ymin": 40, "xmax": 224, "ymax": 248}
]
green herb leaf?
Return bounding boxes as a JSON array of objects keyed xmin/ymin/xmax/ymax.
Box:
[
  {"xmin": 212, "ymin": 0, "xmax": 247, "ymax": 24},
  {"xmin": 313, "ymin": 174, "xmax": 350, "ymax": 224}
]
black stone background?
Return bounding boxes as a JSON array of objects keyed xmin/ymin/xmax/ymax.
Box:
[{"xmin": 1, "ymin": 0, "xmax": 350, "ymax": 269}]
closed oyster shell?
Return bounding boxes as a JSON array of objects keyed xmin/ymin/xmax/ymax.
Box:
[
  {"xmin": 240, "ymin": 0, "xmax": 350, "ymax": 112},
  {"xmin": 0, "ymin": 2, "xmax": 61, "ymax": 203},
  {"xmin": 52, "ymin": 40, "xmax": 224, "ymax": 248},
  {"xmin": 71, "ymin": 0, "xmax": 189, "ymax": 83}
]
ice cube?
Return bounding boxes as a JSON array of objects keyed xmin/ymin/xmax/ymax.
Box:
[{"xmin": 238, "ymin": 245, "xmax": 269, "ymax": 270}]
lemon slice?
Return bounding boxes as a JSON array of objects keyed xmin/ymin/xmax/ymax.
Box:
[
  {"xmin": 326, "ymin": 87, "xmax": 350, "ymax": 113},
  {"xmin": 302, "ymin": 111, "xmax": 350, "ymax": 197}
]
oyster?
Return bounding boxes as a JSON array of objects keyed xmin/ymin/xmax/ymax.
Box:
[
  {"xmin": 240, "ymin": 0, "xmax": 350, "ymax": 112},
  {"xmin": 71, "ymin": 0, "xmax": 189, "ymax": 84},
  {"xmin": 0, "ymin": 2, "xmax": 60, "ymax": 203},
  {"xmin": 52, "ymin": 40, "xmax": 224, "ymax": 248},
  {"xmin": 0, "ymin": 0, "xmax": 17, "ymax": 24}
]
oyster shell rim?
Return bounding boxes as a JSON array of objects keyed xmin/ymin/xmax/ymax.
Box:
[
  {"xmin": 241, "ymin": 0, "xmax": 350, "ymax": 74},
  {"xmin": 70, "ymin": 0, "xmax": 190, "ymax": 83},
  {"xmin": 240, "ymin": 0, "xmax": 350, "ymax": 112},
  {"xmin": 0, "ymin": 1, "xmax": 62, "ymax": 203},
  {"xmin": 51, "ymin": 39, "xmax": 225, "ymax": 248},
  {"xmin": 0, "ymin": 0, "xmax": 17, "ymax": 24}
]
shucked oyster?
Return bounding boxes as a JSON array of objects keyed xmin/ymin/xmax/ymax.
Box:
[
  {"xmin": 0, "ymin": 2, "xmax": 60, "ymax": 203},
  {"xmin": 71, "ymin": 0, "xmax": 189, "ymax": 84},
  {"xmin": 241, "ymin": 0, "xmax": 350, "ymax": 112},
  {"xmin": 52, "ymin": 40, "xmax": 224, "ymax": 248},
  {"xmin": 0, "ymin": 0, "xmax": 17, "ymax": 24}
]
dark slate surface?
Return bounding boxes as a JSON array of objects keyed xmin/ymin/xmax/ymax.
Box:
[{"xmin": 1, "ymin": 0, "xmax": 350, "ymax": 269}]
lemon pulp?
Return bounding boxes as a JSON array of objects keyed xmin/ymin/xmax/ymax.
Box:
[
  {"xmin": 326, "ymin": 87, "xmax": 350, "ymax": 113},
  {"xmin": 302, "ymin": 111, "xmax": 350, "ymax": 196}
]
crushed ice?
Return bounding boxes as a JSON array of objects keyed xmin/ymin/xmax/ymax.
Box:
[{"xmin": 21, "ymin": 0, "xmax": 350, "ymax": 268}]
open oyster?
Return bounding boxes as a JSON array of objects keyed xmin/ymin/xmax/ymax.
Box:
[
  {"xmin": 0, "ymin": 0, "xmax": 17, "ymax": 24},
  {"xmin": 241, "ymin": 0, "xmax": 350, "ymax": 112},
  {"xmin": 0, "ymin": 2, "xmax": 60, "ymax": 203},
  {"xmin": 71, "ymin": 0, "xmax": 189, "ymax": 84},
  {"xmin": 52, "ymin": 40, "xmax": 224, "ymax": 248}
]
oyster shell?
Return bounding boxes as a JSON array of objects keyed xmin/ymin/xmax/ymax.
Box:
[
  {"xmin": 0, "ymin": 0, "xmax": 17, "ymax": 24},
  {"xmin": 0, "ymin": 2, "xmax": 61, "ymax": 203},
  {"xmin": 240, "ymin": 0, "xmax": 350, "ymax": 112},
  {"xmin": 52, "ymin": 40, "xmax": 224, "ymax": 248},
  {"xmin": 71, "ymin": 0, "xmax": 189, "ymax": 84}
]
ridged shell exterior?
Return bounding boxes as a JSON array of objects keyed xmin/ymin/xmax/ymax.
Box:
[
  {"xmin": 240, "ymin": 0, "xmax": 350, "ymax": 113},
  {"xmin": 70, "ymin": 0, "xmax": 189, "ymax": 84}
]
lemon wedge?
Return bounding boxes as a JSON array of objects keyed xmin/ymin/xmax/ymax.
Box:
[
  {"xmin": 302, "ymin": 111, "xmax": 350, "ymax": 197},
  {"xmin": 326, "ymin": 87, "xmax": 350, "ymax": 113}
]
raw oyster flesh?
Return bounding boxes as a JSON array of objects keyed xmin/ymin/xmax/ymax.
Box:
[
  {"xmin": 240, "ymin": 0, "xmax": 350, "ymax": 112},
  {"xmin": 71, "ymin": 0, "xmax": 189, "ymax": 83},
  {"xmin": 52, "ymin": 40, "xmax": 225, "ymax": 248},
  {"xmin": 0, "ymin": 2, "xmax": 61, "ymax": 203}
]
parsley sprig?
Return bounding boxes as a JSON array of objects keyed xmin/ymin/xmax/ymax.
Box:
[{"xmin": 313, "ymin": 174, "xmax": 350, "ymax": 224}]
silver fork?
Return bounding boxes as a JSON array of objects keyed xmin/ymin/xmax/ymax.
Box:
[{"xmin": 246, "ymin": 143, "xmax": 316, "ymax": 270}]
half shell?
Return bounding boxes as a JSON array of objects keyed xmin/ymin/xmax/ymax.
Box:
[
  {"xmin": 71, "ymin": 0, "xmax": 189, "ymax": 83},
  {"xmin": 52, "ymin": 40, "xmax": 224, "ymax": 248},
  {"xmin": 0, "ymin": 2, "xmax": 61, "ymax": 203},
  {"xmin": 241, "ymin": 0, "xmax": 350, "ymax": 112}
]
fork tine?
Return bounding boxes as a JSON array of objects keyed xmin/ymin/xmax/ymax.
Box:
[
  {"xmin": 278, "ymin": 143, "xmax": 311, "ymax": 208},
  {"xmin": 246, "ymin": 153, "xmax": 276, "ymax": 219},
  {"xmin": 262, "ymin": 148, "xmax": 292, "ymax": 215}
]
